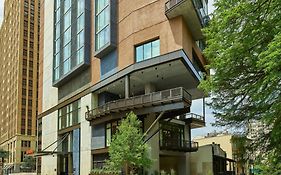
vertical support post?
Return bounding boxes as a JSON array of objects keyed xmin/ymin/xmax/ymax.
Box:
[
  {"xmin": 203, "ymin": 96, "xmax": 206, "ymax": 119},
  {"xmin": 125, "ymin": 75, "xmax": 130, "ymax": 99}
]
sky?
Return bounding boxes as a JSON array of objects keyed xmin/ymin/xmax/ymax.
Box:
[
  {"xmin": 0, "ymin": 0, "xmax": 217, "ymax": 137},
  {"xmin": 0, "ymin": 0, "xmax": 3, "ymax": 25}
]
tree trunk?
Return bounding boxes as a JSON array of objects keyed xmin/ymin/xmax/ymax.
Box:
[{"xmin": 125, "ymin": 162, "xmax": 129, "ymax": 175}]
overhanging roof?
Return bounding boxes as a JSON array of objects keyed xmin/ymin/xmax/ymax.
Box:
[{"xmin": 38, "ymin": 49, "xmax": 204, "ymax": 119}]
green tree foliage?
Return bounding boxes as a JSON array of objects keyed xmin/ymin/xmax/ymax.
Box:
[
  {"xmin": 200, "ymin": 0, "xmax": 281, "ymax": 159},
  {"xmin": 0, "ymin": 149, "xmax": 9, "ymax": 159},
  {"xmin": 20, "ymin": 156, "xmax": 36, "ymax": 172},
  {"xmin": 254, "ymin": 152, "xmax": 281, "ymax": 175},
  {"xmin": 106, "ymin": 112, "xmax": 152, "ymax": 174}
]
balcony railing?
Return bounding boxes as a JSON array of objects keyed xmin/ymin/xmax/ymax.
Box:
[
  {"xmin": 85, "ymin": 87, "xmax": 192, "ymax": 121},
  {"xmin": 160, "ymin": 138, "xmax": 198, "ymax": 152},
  {"xmin": 165, "ymin": 0, "xmax": 210, "ymax": 27},
  {"xmin": 165, "ymin": 0, "xmax": 185, "ymax": 11},
  {"xmin": 185, "ymin": 113, "xmax": 205, "ymax": 121}
]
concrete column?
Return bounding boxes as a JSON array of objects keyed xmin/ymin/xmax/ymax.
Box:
[
  {"xmin": 80, "ymin": 93, "xmax": 97, "ymax": 175},
  {"xmin": 145, "ymin": 83, "xmax": 156, "ymax": 94},
  {"xmin": 41, "ymin": 112, "xmax": 58, "ymax": 175},
  {"xmin": 144, "ymin": 114, "xmax": 159, "ymax": 174},
  {"xmin": 125, "ymin": 75, "xmax": 130, "ymax": 99}
]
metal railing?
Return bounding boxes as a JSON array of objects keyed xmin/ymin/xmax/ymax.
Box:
[
  {"xmin": 165, "ymin": 0, "xmax": 185, "ymax": 11},
  {"xmin": 185, "ymin": 113, "xmax": 205, "ymax": 121},
  {"xmin": 165, "ymin": 0, "xmax": 210, "ymax": 27},
  {"xmin": 85, "ymin": 87, "xmax": 192, "ymax": 121},
  {"xmin": 160, "ymin": 138, "xmax": 199, "ymax": 152}
]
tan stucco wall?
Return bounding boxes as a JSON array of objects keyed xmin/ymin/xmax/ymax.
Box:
[
  {"xmin": 191, "ymin": 146, "xmax": 213, "ymax": 175},
  {"xmin": 195, "ymin": 135, "xmax": 233, "ymax": 159},
  {"xmin": 90, "ymin": 0, "xmax": 206, "ymax": 84}
]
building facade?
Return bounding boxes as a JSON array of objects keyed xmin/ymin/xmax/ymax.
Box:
[
  {"xmin": 0, "ymin": 0, "xmax": 40, "ymax": 173},
  {"xmin": 194, "ymin": 133, "xmax": 245, "ymax": 175},
  {"xmin": 190, "ymin": 144, "xmax": 236, "ymax": 175},
  {"xmin": 39, "ymin": 0, "xmax": 209, "ymax": 174}
]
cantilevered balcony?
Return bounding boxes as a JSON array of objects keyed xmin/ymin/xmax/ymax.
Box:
[
  {"xmin": 85, "ymin": 87, "xmax": 192, "ymax": 122},
  {"xmin": 165, "ymin": 0, "xmax": 210, "ymax": 40},
  {"xmin": 179, "ymin": 113, "xmax": 205, "ymax": 128},
  {"xmin": 160, "ymin": 138, "xmax": 199, "ymax": 152}
]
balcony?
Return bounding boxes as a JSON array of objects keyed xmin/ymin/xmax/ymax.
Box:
[
  {"xmin": 179, "ymin": 113, "xmax": 205, "ymax": 128},
  {"xmin": 165, "ymin": 0, "xmax": 210, "ymax": 40},
  {"xmin": 85, "ymin": 87, "xmax": 192, "ymax": 122},
  {"xmin": 160, "ymin": 138, "xmax": 199, "ymax": 152}
]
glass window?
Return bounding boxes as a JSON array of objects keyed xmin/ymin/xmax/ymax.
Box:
[
  {"xmin": 135, "ymin": 39, "xmax": 160, "ymax": 62},
  {"xmin": 55, "ymin": 8, "xmax": 61, "ymax": 23},
  {"xmin": 77, "ymin": 0, "xmax": 84, "ymax": 16},
  {"xmin": 96, "ymin": 0, "xmax": 109, "ymax": 13},
  {"xmin": 63, "ymin": 43, "xmax": 71, "ymax": 60},
  {"xmin": 64, "ymin": 10, "xmax": 71, "ymax": 30},
  {"xmin": 95, "ymin": 0, "xmax": 110, "ymax": 51},
  {"xmin": 54, "ymin": 67, "xmax": 59, "ymax": 80},
  {"xmin": 106, "ymin": 123, "xmax": 111, "ymax": 147},
  {"xmin": 63, "ymin": 59, "xmax": 70, "ymax": 75},
  {"xmin": 58, "ymin": 99, "xmax": 81, "ymax": 130},
  {"xmin": 64, "ymin": 0, "xmax": 71, "ymax": 13},
  {"xmin": 152, "ymin": 40, "xmax": 160, "ymax": 57},
  {"xmin": 55, "ymin": 39, "xmax": 60, "ymax": 54},
  {"xmin": 55, "ymin": 54, "xmax": 60, "ymax": 68},
  {"xmin": 97, "ymin": 7, "xmax": 109, "ymax": 32},
  {"xmin": 63, "ymin": 27, "xmax": 71, "ymax": 46},
  {"xmin": 136, "ymin": 45, "xmax": 143, "ymax": 63},
  {"xmin": 77, "ymin": 30, "xmax": 84, "ymax": 49},
  {"xmin": 77, "ymin": 47, "xmax": 84, "ymax": 64},
  {"xmin": 77, "ymin": 14, "xmax": 84, "ymax": 33},
  {"xmin": 56, "ymin": 0, "xmax": 61, "ymax": 10},
  {"xmin": 143, "ymin": 43, "xmax": 152, "ymax": 60},
  {"xmin": 55, "ymin": 22, "xmax": 60, "ymax": 40}
]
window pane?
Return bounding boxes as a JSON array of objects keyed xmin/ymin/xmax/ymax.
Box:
[
  {"xmin": 77, "ymin": 30, "xmax": 84, "ymax": 49},
  {"xmin": 63, "ymin": 59, "xmax": 71, "ymax": 74},
  {"xmin": 106, "ymin": 125, "xmax": 111, "ymax": 147},
  {"xmin": 55, "ymin": 39, "xmax": 60, "ymax": 54},
  {"xmin": 64, "ymin": 0, "xmax": 71, "ymax": 13},
  {"xmin": 143, "ymin": 42, "xmax": 152, "ymax": 60},
  {"xmin": 77, "ymin": 14, "xmax": 84, "ymax": 32},
  {"xmin": 77, "ymin": 0, "xmax": 84, "ymax": 16},
  {"xmin": 77, "ymin": 47, "xmax": 84, "ymax": 64},
  {"xmin": 56, "ymin": 0, "xmax": 61, "ymax": 10},
  {"xmin": 63, "ymin": 43, "xmax": 71, "ymax": 60},
  {"xmin": 64, "ymin": 27, "xmax": 71, "ymax": 46},
  {"xmin": 56, "ymin": 8, "xmax": 60, "ymax": 22},
  {"xmin": 136, "ymin": 45, "xmax": 143, "ymax": 62},
  {"xmin": 96, "ymin": 0, "xmax": 109, "ymax": 14},
  {"xmin": 152, "ymin": 40, "xmax": 160, "ymax": 57},
  {"xmin": 54, "ymin": 68, "xmax": 60, "ymax": 80},
  {"xmin": 55, "ymin": 22, "xmax": 60, "ymax": 40},
  {"xmin": 55, "ymin": 53, "xmax": 60, "ymax": 68},
  {"xmin": 64, "ymin": 10, "xmax": 71, "ymax": 30}
]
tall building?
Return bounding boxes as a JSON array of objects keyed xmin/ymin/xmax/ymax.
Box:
[
  {"xmin": 39, "ymin": 0, "xmax": 209, "ymax": 174},
  {"xmin": 0, "ymin": 0, "xmax": 40, "ymax": 173}
]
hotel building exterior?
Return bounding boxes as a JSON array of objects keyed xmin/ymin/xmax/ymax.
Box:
[
  {"xmin": 38, "ymin": 0, "xmax": 209, "ymax": 174},
  {"xmin": 0, "ymin": 0, "xmax": 40, "ymax": 173}
]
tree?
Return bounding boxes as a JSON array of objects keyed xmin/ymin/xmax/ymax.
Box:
[
  {"xmin": 200, "ymin": 0, "xmax": 281, "ymax": 160},
  {"xmin": 231, "ymin": 136, "xmax": 248, "ymax": 174},
  {"xmin": 253, "ymin": 152, "xmax": 281, "ymax": 175},
  {"xmin": 0, "ymin": 149, "xmax": 9, "ymax": 164},
  {"xmin": 20, "ymin": 156, "xmax": 36, "ymax": 172},
  {"xmin": 106, "ymin": 112, "xmax": 152, "ymax": 175}
]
